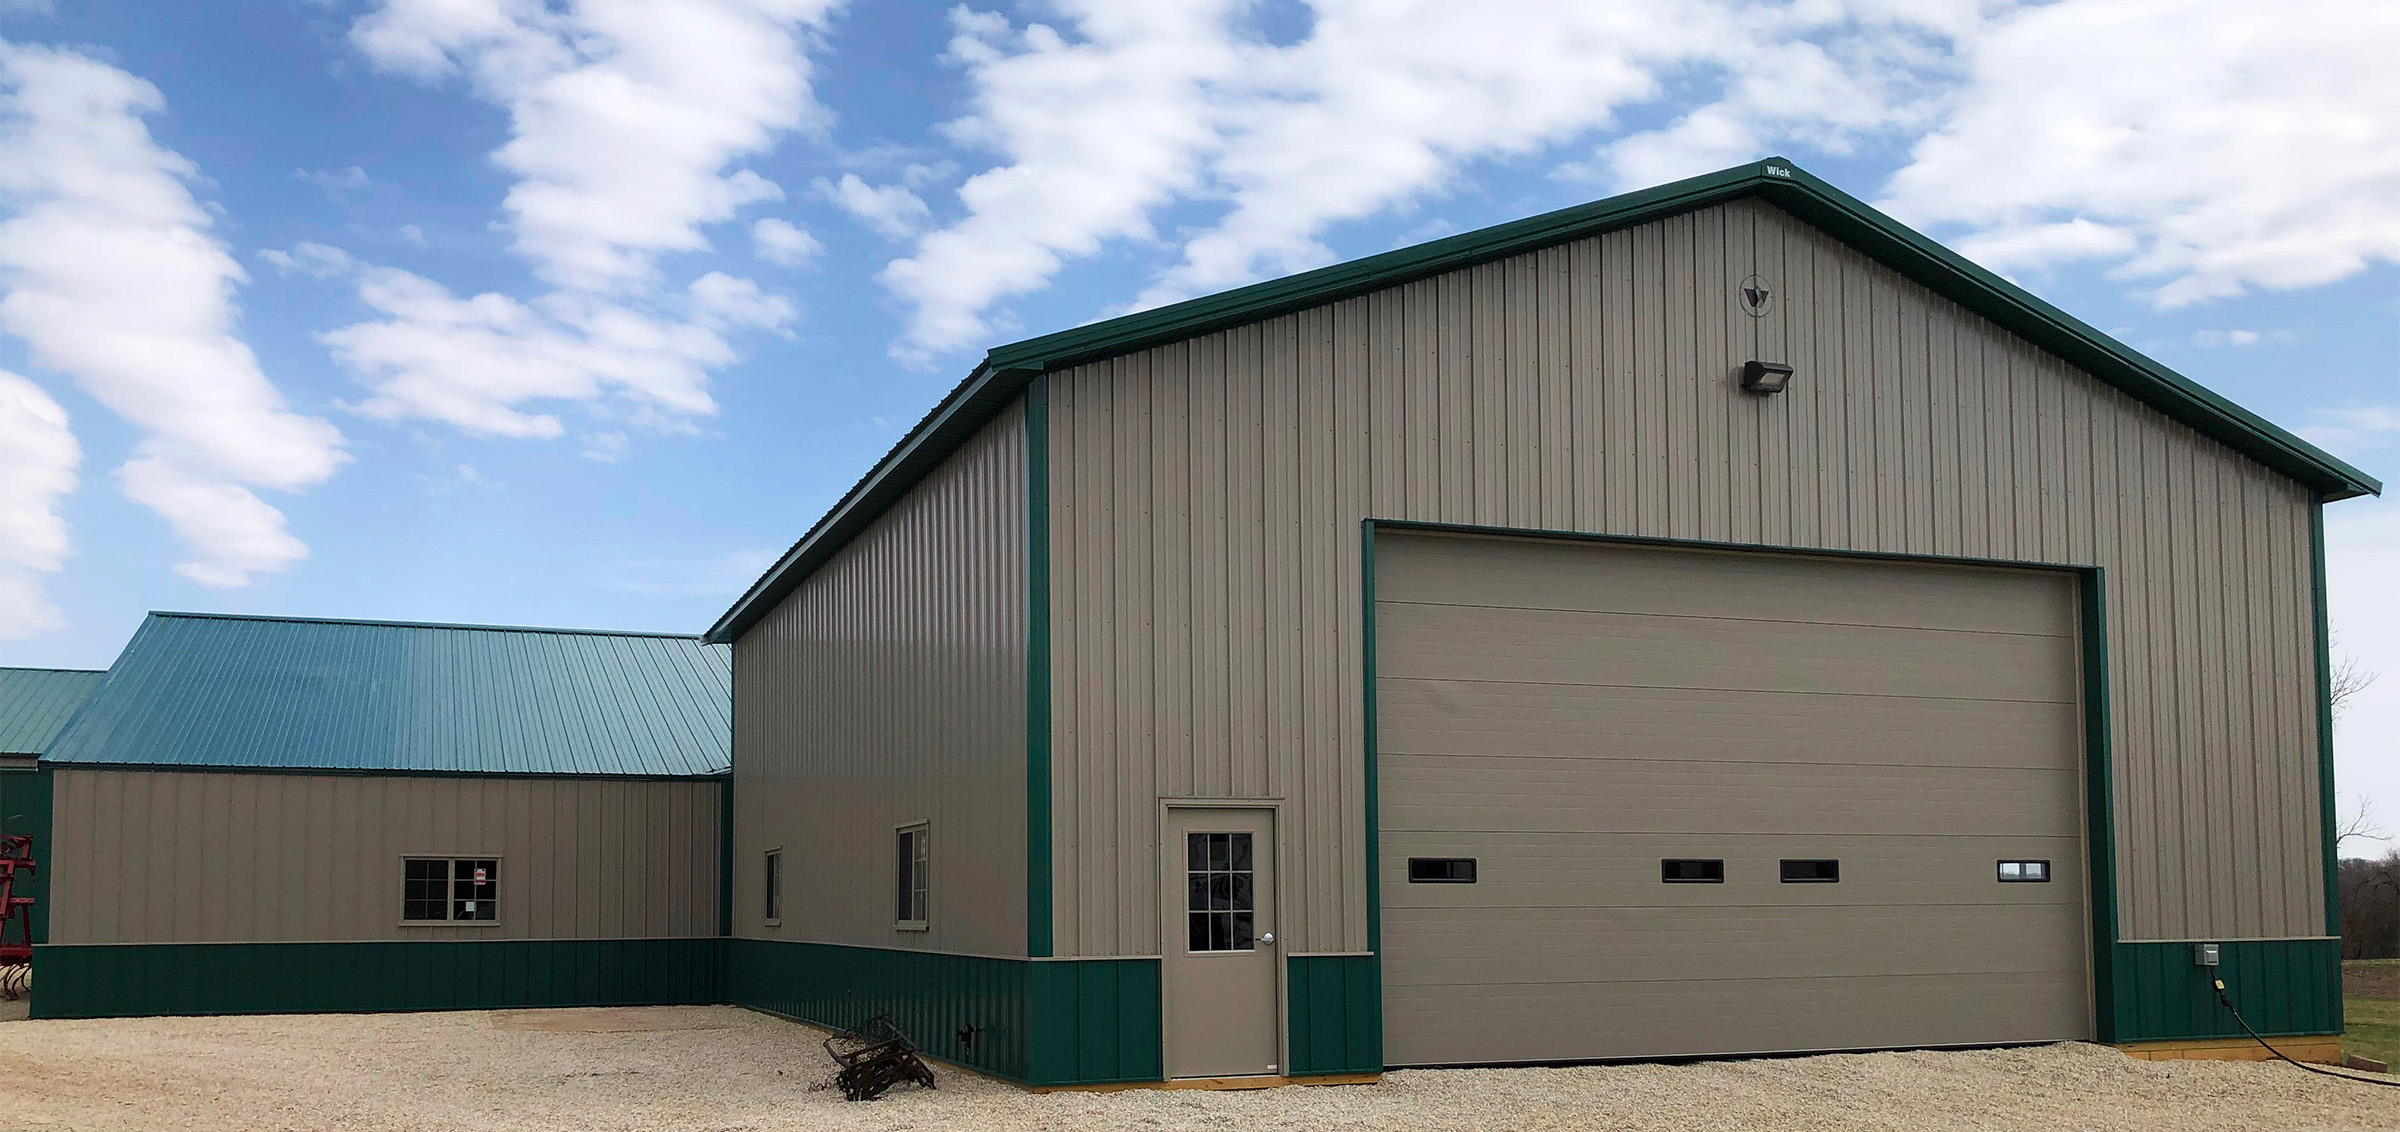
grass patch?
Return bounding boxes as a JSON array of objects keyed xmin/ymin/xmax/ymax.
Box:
[{"xmin": 2345, "ymin": 960, "xmax": 2400, "ymax": 1067}]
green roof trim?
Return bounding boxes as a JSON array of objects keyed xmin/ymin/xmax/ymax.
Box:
[
  {"xmin": 708, "ymin": 157, "xmax": 2378, "ymax": 644},
  {"xmin": 48, "ymin": 612, "xmax": 729, "ymax": 776},
  {"xmin": 0, "ymin": 667, "xmax": 104, "ymax": 756}
]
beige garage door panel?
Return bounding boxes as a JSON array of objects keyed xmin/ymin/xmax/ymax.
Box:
[
  {"xmin": 1381, "ymin": 755, "xmax": 2081, "ymax": 838},
  {"xmin": 1377, "ymin": 532, "xmax": 2079, "ymax": 635},
  {"xmin": 1378, "ymin": 680, "xmax": 2081, "ymax": 770},
  {"xmin": 1377, "ymin": 602, "xmax": 2077, "ymax": 704},
  {"xmin": 1381, "ymin": 902, "xmax": 2087, "ymax": 982},
  {"xmin": 1375, "ymin": 532, "xmax": 2091, "ymax": 1066},
  {"xmin": 1380, "ymin": 832, "xmax": 2089, "ymax": 910},
  {"xmin": 1385, "ymin": 973, "xmax": 2090, "ymax": 1066}
]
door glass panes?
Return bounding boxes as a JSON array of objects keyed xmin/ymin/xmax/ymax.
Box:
[{"xmin": 1185, "ymin": 831, "xmax": 1255, "ymax": 952}]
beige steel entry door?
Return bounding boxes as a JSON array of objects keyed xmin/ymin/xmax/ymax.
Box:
[{"xmin": 1162, "ymin": 807, "xmax": 1280, "ymax": 1079}]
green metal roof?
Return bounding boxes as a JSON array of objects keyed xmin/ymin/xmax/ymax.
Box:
[
  {"xmin": 0, "ymin": 667, "xmax": 105, "ymax": 756},
  {"xmin": 47, "ymin": 613, "xmax": 728, "ymax": 777},
  {"xmin": 708, "ymin": 156, "xmax": 2380, "ymax": 645}
]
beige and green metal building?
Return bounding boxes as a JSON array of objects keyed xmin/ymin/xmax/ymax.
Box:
[
  {"xmin": 29, "ymin": 612, "xmax": 731, "ymax": 1017},
  {"xmin": 711, "ymin": 158, "xmax": 2377, "ymax": 1084}
]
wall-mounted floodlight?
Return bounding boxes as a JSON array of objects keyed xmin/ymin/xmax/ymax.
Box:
[{"xmin": 1741, "ymin": 360, "xmax": 1796, "ymax": 394}]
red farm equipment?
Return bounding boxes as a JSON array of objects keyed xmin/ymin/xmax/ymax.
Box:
[{"xmin": 0, "ymin": 834, "xmax": 33, "ymax": 998}]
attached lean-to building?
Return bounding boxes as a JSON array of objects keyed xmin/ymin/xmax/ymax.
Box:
[{"xmin": 33, "ymin": 612, "xmax": 731, "ymax": 1019}]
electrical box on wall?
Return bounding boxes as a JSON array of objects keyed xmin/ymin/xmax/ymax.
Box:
[{"xmin": 2193, "ymin": 943, "xmax": 2220, "ymax": 968}]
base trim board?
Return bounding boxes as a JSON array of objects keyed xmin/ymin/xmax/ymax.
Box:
[
  {"xmin": 1034, "ymin": 1072, "xmax": 1381, "ymax": 1093},
  {"xmin": 2116, "ymin": 1036, "xmax": 2343, "ymax": 1065},
  {"xmin": 30, "ymin": 937, "xmax": 725, "ymax": 1020}
]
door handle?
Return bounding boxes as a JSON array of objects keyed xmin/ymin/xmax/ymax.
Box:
[{"xmin": 1259, "ymin": 932, "xmax": 1275, "ymax": 944}]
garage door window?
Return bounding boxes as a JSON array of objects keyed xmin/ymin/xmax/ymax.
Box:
[
  {"xmin": 1780, "ymin": 859, "xmax": 1840, "ymax": 883},
  {"xmin": 1662, "ymin": 859, "xmax": 1725, "ymax": 883},
  {"xmin": 1998, "ymin": 860, "xmax": 2051, "ymax": 883},
  {"xmin": 1187, "ymin": 832, "xmax": 1255, "ymax": 951}
]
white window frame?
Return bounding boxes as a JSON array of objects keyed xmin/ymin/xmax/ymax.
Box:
[
  {"xmin": 894, "ymin": 821, "xmax": 930, "ymax": 931},
  {"xmin": 399, "ymin": 855, "xmax": 503, "ymax": 927}
]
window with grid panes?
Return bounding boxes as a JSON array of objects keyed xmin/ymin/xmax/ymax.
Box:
[
  {"xmin": 402, "ymin": 858, "xmax": 499, "ymax": 922},
  {"xmin": 1185, "ymin": 832, "xmax": 1255, "ymax": 951}
]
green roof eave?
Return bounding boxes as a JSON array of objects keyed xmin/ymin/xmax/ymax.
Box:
[{"xmin": 707, "ymin": 157, "xmax": 2377, "ymax": 645}]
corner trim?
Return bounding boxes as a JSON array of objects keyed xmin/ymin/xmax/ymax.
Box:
[
  {"xmin": 1026, "ymin": 378, "xmax": 1055, "ymax": 958},
  {"xmin": 2311, "ymin": 498, "xmax": 2340, "ymax": 941}
]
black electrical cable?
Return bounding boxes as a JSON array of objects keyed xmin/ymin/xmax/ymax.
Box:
[{"xmin": 2208, "ymin": 977, "xmax": 2400, "ymax": 1089}]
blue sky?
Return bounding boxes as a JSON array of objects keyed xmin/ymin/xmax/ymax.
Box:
[{"xmin": 5, "ymin": 1, "xmax": 2400, "ymax": 843}]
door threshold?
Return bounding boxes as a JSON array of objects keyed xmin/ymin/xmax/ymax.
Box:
[{"xmin": 1033, "ymin": 1072, "xmax": 1382, "ymax": 1093}]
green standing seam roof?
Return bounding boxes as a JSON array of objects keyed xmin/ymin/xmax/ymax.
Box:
[
  {"xmin": 45, "ymin": 613, "xmax": 729, "ymax": 777},
  {"xmin": 0, "ymin": 667, "xmax": 105, "ymax": 756},
  {"xmin": 707, "ymin": 156, "xmax": 2381, "ymax": 645}
]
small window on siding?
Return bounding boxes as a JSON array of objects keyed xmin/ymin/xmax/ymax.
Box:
[
  {"xmin": 1407, "ymin": 857, "xmax": 1477, "ymax": 883},
  {"xmin": 764, "ymin": 849, "xmax": 783, "ymax": 925},
  {"xmin": 895, "ymin": 824, "xmax": 929, "ymax": 929},
  {"xmin": 1661, "ymin": 859, "xmax": 1725, "ymax": 883},
  {"xmin": 1998, "ymin": 859, "xmax": 2051, "ymax": 883},
  {"xmin": 1780, "ymin": 858, "xmax": 1840, "ymax": 883},
  {"xmin": 402, "ymin": 858, "xmax": 499, "ymax": 922}
]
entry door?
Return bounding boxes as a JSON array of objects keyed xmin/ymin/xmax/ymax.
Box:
[{"xmin": 1162, "ymin": 807, "xmax": 1280, "ymax": 1078}]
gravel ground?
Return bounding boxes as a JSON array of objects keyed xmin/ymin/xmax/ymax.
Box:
[{"xmin": 3, "ymin": 1005, "xmax": 2399, "ymax": 1131}]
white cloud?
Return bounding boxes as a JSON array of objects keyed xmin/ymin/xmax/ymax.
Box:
[
  {"xmin": 818, "ymin": 172, "xmax": 929, "ymax": 239},
  {"xmin": 297, "ymin": 165, "xmax": 370, "ymax": 195},
  {"xmin": 325, "ymin": 266, "xmax": 778, "ymax": 439},
  {"xmin": 2326, "ymin": 500, "xmax": 2400, "ymax": 862},
  {"xmin": 0, "ymin": 369, "xmax": 77, "ymax": 636},
  {"xmin": 0, "ymin": 42, "xmax": 347, "ymax": 588},
  {"xmin": 260, "ymin": 241, "xmax": 358, "ymax": 278},
  {"xmin": 326, "ymin": 0, "xmax": 828, "ymax": 450},
  {"xmin": 2302, "ymin": 406, "xmax": 2400, "ymax": 457},
  {"xmin": 579, "ymin": 431, "xmax": 629, "ymax": 463},
  {"xmin": 2190, "ymin": 328, "xmax": 2261, "ymax": 349},
  {"xmin": 751, "ymin": 217, "xmax": 822, "ymax": 266},
  {"xmin": 353, "ymin": 0, "xmax": 841, "ymax": 292},
  {"xmin": 881, "ymin": 1, "xmax": 1964, "ymax": 363},
  {"xmin": 1881, "ymin": 0, "xmax": 2400, "ymax": 308}
]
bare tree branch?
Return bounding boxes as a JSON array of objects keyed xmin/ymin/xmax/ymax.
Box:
[{"xmin": 2331, "ymin": 631, "xmax": 2378, "ymax": 720}]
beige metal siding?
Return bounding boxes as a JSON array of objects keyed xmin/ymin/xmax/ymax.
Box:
[
  {"xmin": 1045, "ymin": 198, "xmax": 2324, "ymax": 956},
  {"xmin": 1375, "ymin": 531, "xmax": 2090, "ymax": 1063},
  {"xmin": 46, "ymin": 769, "xmax": 720, "ymax": 943},
  {"xmin": 732, "ymin": 404, "xmax": 1028, "ymax": 956}
]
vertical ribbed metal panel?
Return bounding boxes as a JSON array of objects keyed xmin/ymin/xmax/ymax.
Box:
[
  {"xmin": 730, "ymin": 404, "xmax": 1028, "ymax": 957},
  {"xmin": 1045, "ymin": 197, "xmax": 2324, "ymax": 955},
  {"xmin": 0, "ymin": 668, "xmax": 104, "ymax": 755},
  {"xmin": 45, "ymin": 768, "xmax": 721, "ymax": 943}
]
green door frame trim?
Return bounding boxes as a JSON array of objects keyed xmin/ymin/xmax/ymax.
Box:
[
  {"xmin": 1026, "ymin": 376, "xmax": 1054, "ymax": 959},
  {"xmin": 1359, "ymin": 517, "xmax": 2341, "ymax": 1050}
]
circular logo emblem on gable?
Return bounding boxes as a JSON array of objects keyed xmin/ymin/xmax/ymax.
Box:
[{"xmin": 1737, "ymin": 274, "xmax": 1774, "ymax": 318}]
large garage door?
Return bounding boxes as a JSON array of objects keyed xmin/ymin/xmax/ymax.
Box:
[{"xmin": 1376, "ymin": 531, "xmax": 2091, "ymax": 1066}]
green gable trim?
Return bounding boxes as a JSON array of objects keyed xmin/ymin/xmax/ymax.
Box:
[
  {"xmin": 711, "ymin": 156, "xmax": 2375, "ymax": 645},
  {"xmin": 31, "ymin": 937, "xmax": 724, "ymax": 1020},
  {"xmin": 1287, "ymin": 954, "xmax": 1381, "ymax": 1076},
  {"xmin": 728, "ymin": 938, "xmax": 1161, "ymax": 1086}
]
